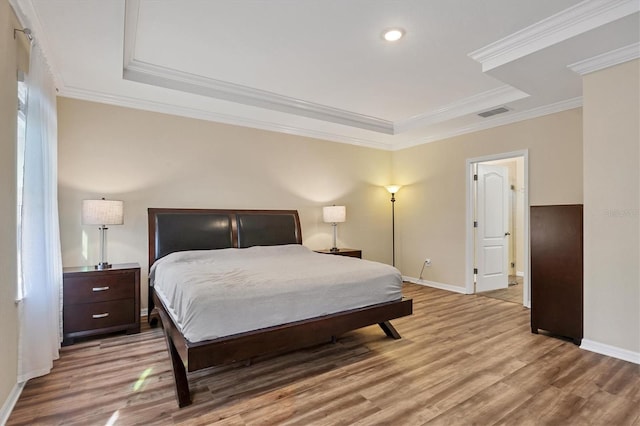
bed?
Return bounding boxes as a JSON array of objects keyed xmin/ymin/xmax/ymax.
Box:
[{"xmin": 148, "ymin": 208, "xmax": 413, "ymax": 407}]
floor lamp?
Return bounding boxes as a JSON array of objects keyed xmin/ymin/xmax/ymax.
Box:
[{"xmin": 385, "ymin": 185, "xmax": 401, "ymax": 267}]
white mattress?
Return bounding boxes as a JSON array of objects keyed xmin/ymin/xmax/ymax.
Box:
[{"xmin": 150, "ymin": 244, "xmax": 403, "ymax": 342}]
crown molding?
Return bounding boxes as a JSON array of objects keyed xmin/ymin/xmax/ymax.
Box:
[
  {"xmin": 123, "ymin": 60, "xmax": 394, "ymax": 135},
  {"xmin": 469, "ymin": 0, "xmax": 640, "ymax": 72},
  {"xmin": 568, "ymin": 42, "xmax": 640, "ymax": 75},
  {"xmin": 8, "ymin": 0, "xmax": 28, "ymax": 27},
  {"xmin": 58, "ymin": 85, "xmax": 394, "ymax": 151},
  {"xmin": 58, "ymin": 86, "xmax": 583, "ymax": 153},
  {"xmin": 123, "ymin": 0, "xmax": 139, "ymax": 68},
  {"xmin": 394, "ymin": 85, "xmax": 529, "ymax": 133},
  {"xmin": 393, "ymin": 97, "xmax": 583, "ymax": 151}
]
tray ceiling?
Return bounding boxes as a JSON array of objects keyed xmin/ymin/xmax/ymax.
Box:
[{"xmin": 11, "ymin": 0, "xmax": 640, "ymax": 150}]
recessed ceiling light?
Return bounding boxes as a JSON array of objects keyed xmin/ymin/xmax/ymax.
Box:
[{"xmin": 382, "ymin": 28, "xmax": 405, "ymax": 42}]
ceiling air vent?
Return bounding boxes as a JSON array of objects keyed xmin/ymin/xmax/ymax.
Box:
[{"xmin": 478, "ymin": 107, "xmax": 509, "ymax": 118}]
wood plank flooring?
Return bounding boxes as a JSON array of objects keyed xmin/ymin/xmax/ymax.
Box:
[
  {"xmin": 8, "ymin": 284, "xmax": 640, "ymax": 425},
  {"xmin": 477, "ymin": 276, "xmax": 523, "ymax": 304}
]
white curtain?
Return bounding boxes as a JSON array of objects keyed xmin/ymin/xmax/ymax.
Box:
[{"xmin": 17, "ymin": 44, "xmax": 63, "ymax": 383}]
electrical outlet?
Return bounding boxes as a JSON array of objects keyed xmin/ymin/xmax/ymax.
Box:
[{"xmin": 424, "ymin": 258, "xmax": 432, "ymax": 266}]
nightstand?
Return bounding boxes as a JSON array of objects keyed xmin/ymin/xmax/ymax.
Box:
[
  {"xmin": 314, "ymin": 248, "xmax": 362, "ymax": 259},
  {"xmin": 62, "ymin": 263, "xmax": 140, "ymax": 345}
]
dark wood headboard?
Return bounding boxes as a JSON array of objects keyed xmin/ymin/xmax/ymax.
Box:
[{"xmin": 147, "ymin": 208, "xmax": 303, "ymax": 267}]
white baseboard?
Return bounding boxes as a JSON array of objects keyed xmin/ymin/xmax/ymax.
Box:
[
  {"xmin": 403, "ymin": 276, "xmax": 470, "ymax": 294},
  {"xmin": 516, "ymin": 271, "xmax": 524, "ymax": 277},
  {"xmin": 581, "ymin": 339, "xmax": 640, "ymax": 364},
  {"xmin": 140, "ymin": 308, "xmax": 148, "ymax": 317},
  {"xmin": 0, "ymin": 381, "xmax": 25, "ymax": 425}
]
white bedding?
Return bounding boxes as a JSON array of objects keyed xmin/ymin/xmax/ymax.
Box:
[{"xmin": 150, "ymin": 244, "xmax": 403, "ymax": 342}]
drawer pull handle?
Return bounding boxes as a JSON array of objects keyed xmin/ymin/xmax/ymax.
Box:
[
  {"xmin": 92, "ymin": 313, "xmax": 109, "ymax": 319},
  {"xmin": 92, "ymin": 286, "xmax": 110, "ymax": 292}
]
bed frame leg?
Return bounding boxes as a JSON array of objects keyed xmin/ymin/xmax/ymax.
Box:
[
  {"xmin": 148, "ymin": 307, "xmax": 160, "ymax": 327},
  {"xmin": 166, "ymin": 335, "xmax": 191, "ymax": 407},
  {"xmin": 378, "ymin": 321, "xmax": 401, "ymax": 339},
  {"xmin": 158, "ymin": 310, "xmax": 192, "ymax": 407}
]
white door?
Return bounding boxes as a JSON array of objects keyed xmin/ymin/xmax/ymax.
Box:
[{"xmin": 476, "ymin": 164, "xmax": 509, "ymax": 292}]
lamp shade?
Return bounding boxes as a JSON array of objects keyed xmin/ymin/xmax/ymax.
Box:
[
  {"xmin": 323, "ymin": 205, "xmax": 346, "ymax": 223},
  {"xmin": 82, "ymin": 199, "xmax": 124, "ymax": 225},
  {"xmin": 385, "ymin": 185, "xmax": 402, "ymax": 194}
]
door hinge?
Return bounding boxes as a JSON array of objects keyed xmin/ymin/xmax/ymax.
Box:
[
  {"xmin": 473, "ymin": 174, "xmax": 478, "ymax": 181},
  {"xmin": 473, "ymin": 221, "xmax": 478, "ymax": 228},
  {"xmin": 473, "ymin": 268, "xmax": 478, "ymax": 274}
]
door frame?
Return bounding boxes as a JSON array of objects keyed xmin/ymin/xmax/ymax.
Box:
[{"xmin": 465, "ymin": 149, "xmax": 531, "ymax": 307}]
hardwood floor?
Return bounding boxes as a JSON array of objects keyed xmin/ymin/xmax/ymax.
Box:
[
  {"xmin": 8, "ymin": 284, "xmax": 640, "ymax": 425},
  {"xmin": 478, "ymin": 276, "xmax": 524, "ymax": 304}
]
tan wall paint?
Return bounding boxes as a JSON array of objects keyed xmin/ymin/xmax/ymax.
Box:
[
  {"xmin": 57, "ymin": 98, "xmax": 394, "ymax": 310},
  {"xmin": 0, "ymin": 0, "xmax": 22, "ymax": 411},
  {"xmin": 392, "ymin": 109, "xmax": 583, "ymax": 287},
  {"xmin": 583, "ymin": 59, "xmax": 640, "ymax": 354}
]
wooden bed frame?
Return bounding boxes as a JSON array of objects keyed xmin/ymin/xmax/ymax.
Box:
[{"xmin": 147, "ymin": 208, "xmax": 413, "ymax": 407}]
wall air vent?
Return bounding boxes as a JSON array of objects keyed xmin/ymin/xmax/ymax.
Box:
[{"xmin": 477, "ymin": 107, "xmax": 510, "ymax": 118}]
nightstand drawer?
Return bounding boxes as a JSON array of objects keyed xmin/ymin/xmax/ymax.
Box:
[
  {"xmin": 63, "ymin": 299, "xmax": 135, "ymax": 333},
  {"xmin": 64, "ymin": 272, "xmax": 135, "ymax": 304}
]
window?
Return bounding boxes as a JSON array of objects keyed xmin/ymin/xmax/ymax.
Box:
[{"xmin": 16, "ymin": 70, "xmax": 27, "ymax": 301}]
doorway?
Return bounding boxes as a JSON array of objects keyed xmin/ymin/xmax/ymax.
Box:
[{"xmin": 465, "ymin": 150, "xmax": 530, "ymax": 307}]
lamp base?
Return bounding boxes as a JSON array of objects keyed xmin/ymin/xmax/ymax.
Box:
[
  {"xmin": 330, "ymin": 247, "xmax": 340, "ymax": 252},
  {"xmin": 95, "ymin": 262, "xmax": 112, "ymax": 270}
]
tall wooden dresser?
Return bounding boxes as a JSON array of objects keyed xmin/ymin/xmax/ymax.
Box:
[{"xmin": 530, "ymin": 204, "xmax": 583, "ymax": 345}]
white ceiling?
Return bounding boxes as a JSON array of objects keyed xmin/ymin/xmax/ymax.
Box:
[{"xmin": 12, "ymin": 0, "xmax": 640, "ymax": 150}]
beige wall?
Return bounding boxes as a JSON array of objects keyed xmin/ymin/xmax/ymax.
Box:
[
  {"xmin": 0, "ymin": 0, "xmax": 23, "ymax": 413},
  {"xmin": 57, "ymin": 98, "xmax": 394, "ymax": 310},
  {"xmin": 392, "ymin": 109, "xmax": 583, "ymax": 287},
  {"xmin": 583, "ymin": 59, "xmax": 639, "ymax": 354}
]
